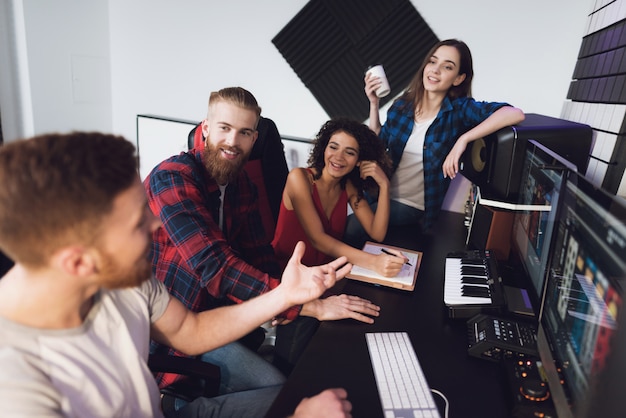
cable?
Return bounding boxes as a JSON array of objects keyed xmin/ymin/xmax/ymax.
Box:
[{"xmin": 431, "ymin": 388, "xmax": 450, "ymax": 418}]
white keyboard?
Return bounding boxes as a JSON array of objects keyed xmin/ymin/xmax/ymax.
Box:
[{"xmin": 366, "ymin": 332, "xmax": 441, "ymax": 418}]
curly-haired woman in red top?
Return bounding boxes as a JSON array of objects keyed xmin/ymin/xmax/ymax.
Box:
[{"xmin": 272, "ymin": 117, "xmax": 407, "ymax": 278}]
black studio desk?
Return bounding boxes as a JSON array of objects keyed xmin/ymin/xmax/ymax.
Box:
[{"xmin": 266, "ymin": 211, "xmax": 509, "ymax": 418}]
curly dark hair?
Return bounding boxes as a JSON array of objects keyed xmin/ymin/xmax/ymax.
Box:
[{"xmin": 307, "ymin": 118, "xmax": 392, "ymax": 201}]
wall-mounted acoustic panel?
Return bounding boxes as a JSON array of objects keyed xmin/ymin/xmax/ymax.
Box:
[
  {"xmin": 565, "ymin": 16, "xmax": 626, "ymax": 195},
  {"xmin": 272, "ymin": 0, "xmax": 438, "ymax": 121}
]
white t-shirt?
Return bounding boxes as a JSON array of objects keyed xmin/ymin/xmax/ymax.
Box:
[
  {"xmin": 0, "ymin": 277, "xmax": 170, "ymax": 417},
  {"xmin": 390, "ymin": 118, "xmax": 435, "ymax": 210},
  {"xmin": 218, "ymin": 183, "xmax": 227, "ymax": 230}
]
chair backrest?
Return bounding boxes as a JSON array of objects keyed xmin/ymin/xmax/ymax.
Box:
[
  {"xmin": 187, "ymin": 117, "xmax": 288, "ymax": 238},
  {"xmin": 0, "ymin": 250, "xmax": 13, "ymax": 277}
]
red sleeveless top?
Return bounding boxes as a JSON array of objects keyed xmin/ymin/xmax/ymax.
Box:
[{"xmin": 272, "ymin": 176, "xmax": 348, "ymax": 271}]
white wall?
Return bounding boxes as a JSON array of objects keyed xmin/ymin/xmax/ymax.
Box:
[
  {"xmin": 0, "ymin": 0, "xmax": 34, "ymax": 141},
  {"xmin": 3, "ymin": 0, "xmax": 592, "ymax": 143},
  {"xmin": 108, "ymin": 0, "xmax": 592, "ymax": 143},
  {"xmin": 20, "ymin": 0, "xmax": 111, "ymax": 136},
  {"xmin": 107, "ymin": 0, "xmax": 319, "ymax": 140}
]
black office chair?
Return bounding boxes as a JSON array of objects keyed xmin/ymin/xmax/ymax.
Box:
[
  {"xmin": 0, "ymin": 250, "xmax": 12, "ymax": 277},
  {"xmin": 148, "ymin": 353, "xmax": 221, "ymax": 414}
]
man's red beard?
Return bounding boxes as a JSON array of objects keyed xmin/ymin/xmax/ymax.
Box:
[
  {"xmin": 97, "ymin": 245, "xmax": 153, "ymax": 290},
  {"xmin": 202, "ymin": 141, "xmax": 250, "ymax": 185}
]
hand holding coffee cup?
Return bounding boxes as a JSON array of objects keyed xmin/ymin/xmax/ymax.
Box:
[{"xmin": 365, "ymin": 65, "xmax": 391, "ymax": 98}]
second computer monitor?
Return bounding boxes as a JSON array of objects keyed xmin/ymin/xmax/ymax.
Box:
[
  {"xmin": 536, "ymin": 170, "xmax": 626, "ymax": 417},
  {"xmin": 510, "ymin": 139, "xmax": 577, "ymax": 306}
]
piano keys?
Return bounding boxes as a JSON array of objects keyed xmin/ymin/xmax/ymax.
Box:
[{"xmin": 444, "ymin": 249, "xmax": 505, "ymax": 318}]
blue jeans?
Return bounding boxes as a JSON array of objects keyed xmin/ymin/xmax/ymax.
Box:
[
  {"xmin": 274, "ymin": 316, "xmax": 320, "ymax": 375},
  {"xmin": 344, "ymin": 200, "xmax": 424, "ymax": 248},
  {"xmin": 171, "ymin": 386, "xmax": 283, "ymax": 418},
  {"xmin": 169, "ymin": 341, "xmax": 285, "ymax": 417}
]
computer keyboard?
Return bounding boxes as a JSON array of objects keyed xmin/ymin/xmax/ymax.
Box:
[{"xmin": 366, "ymin": 332, "xmax": 441, "ymax": 418}]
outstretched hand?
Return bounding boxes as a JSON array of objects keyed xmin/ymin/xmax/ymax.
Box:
[{"xmin": 281, "ymin": 241, "xmax": 352, "ymax": 308}]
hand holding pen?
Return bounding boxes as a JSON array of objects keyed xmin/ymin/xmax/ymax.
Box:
[{"xmin": 380, "ymin": 248, "xmax": 412, "ymax": 266}]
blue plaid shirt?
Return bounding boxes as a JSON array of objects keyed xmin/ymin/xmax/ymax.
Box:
[{"xmin": 380, "ymin": 96, "xmax": 509, "ymax": 229}]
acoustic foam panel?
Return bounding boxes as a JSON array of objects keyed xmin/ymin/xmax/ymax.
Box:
[{"xmin": 272, "ymin": 0, "xmax": 438, "ymax": 121}]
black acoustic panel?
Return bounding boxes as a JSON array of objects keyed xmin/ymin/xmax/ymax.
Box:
[
  {"xmin": 307, "ymin": 49, "xmax": 369, "ymax": 118},
  {"xmin": 567, "ymin": 75, "xmax": 626, "ymax": 105},
  {"xmin": 573, "ymin": 46, "xmax": 626, "ymax": 79},
  {"xmin": 579, "ymin": 20, "xmax": 626, "ymax": 59},
  {"xmin": 356, "ymin": 4, "xmax": 437, "ymax": 97},
  {"xmin": 612, "ymin": 48, "xmax": 626, "ymax": 73},
  {"xmin": 569, "ymin": 17, "xmax": 626, "ymax": 195},
  {"xmin": 603, "ymin": 24, "xmax": 623, "ymax": 50},
  {"xmin": 612, "ymin": 75, "xmax": 626, "ymax": 102},
  {"xmin": 272, "ymin": 4, "xmax": 351, "ymax": 84},
  {"xmin": 272, "ymin": 0, "xmax": 438, "ymax": 121},
  {"xmin": 603, "ymin": 133, "xmax": 626, "ymax": 194},
  {"xmin": 596, "ymin": 78, "xmax": 608, "ymax": 101},
  {"xmin": 603, "ymin": 77, "xmax": 616, "ymax": 101},
  {"xmin": 579, "ymin": 21, "xmax": 626, "ymax": 58},
  {"xmin": 323, "ymin": 0, "xmax": 404, "ymax": 43},
  {"xmin": 606, "ymin": 49, "xmax": 620, "ymax": 74}
]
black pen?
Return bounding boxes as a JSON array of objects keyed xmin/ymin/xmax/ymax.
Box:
[{"xmin": 380, "ymin": 248, "xmax": 412, "ymax": 266}]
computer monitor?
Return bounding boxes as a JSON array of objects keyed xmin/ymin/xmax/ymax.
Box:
[
  {"xmin": 509, "ymin": 139, "xmax": 577, "ymax": 306},
  {"xmin": 536, "ymin": 171, "xmax": 626, "ymax": 417},
  {"xmin": 579, "ymin": 282, "xmax": 626, "ymax": 417}
]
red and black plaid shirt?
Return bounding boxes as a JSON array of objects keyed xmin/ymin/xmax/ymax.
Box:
[{"xmin": 144, "ymin": 147, "xmax": 299, "ymax": 388}]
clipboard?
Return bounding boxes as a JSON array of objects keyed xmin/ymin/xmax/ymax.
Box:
[{"xmin": 347, "ymin": 241, "xmax": 422, "ymax": 291}]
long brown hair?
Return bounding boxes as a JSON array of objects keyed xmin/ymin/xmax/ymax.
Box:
[{"xmin": 399, "ymin": 39, "xmax": 474, "ymax": 112}]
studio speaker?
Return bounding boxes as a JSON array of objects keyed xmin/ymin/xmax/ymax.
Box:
[
  {"xmin": 459, "ymin": 136, "xmax": 491, "ymax": 187},
  {"xmin": 459, "ymin": 113, "xmax": 593, "ymax": 203}
]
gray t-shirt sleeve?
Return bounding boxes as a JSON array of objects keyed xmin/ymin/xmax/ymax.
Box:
[{"xmin": 140, "ymin": 276, "xmax": 171, "ymax": 323}]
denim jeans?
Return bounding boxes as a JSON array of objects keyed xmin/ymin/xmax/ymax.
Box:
[
  {"xmin": 168, "ymin": 341, "xmax": 285, "ymax": 417},
  {"xmin": 170, "ymin": 386, "xmax": 283, "ymax": 418},
  {"xmin": 274, "ymin": 316, "xmax": 321, "ymax": 375},
  {"xmin": 344, "ymin": 199, "xmax": 424, "ymax": 248}
]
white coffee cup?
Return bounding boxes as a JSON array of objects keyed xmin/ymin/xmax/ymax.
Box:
[{"xmin": 366, "ymin": 64, "xmax": 391, "ymax": 98}]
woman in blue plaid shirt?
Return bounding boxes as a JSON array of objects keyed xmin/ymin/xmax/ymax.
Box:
[{"xmin": 353, "ymin": 39, "xmax": 524, "ymax": 238}]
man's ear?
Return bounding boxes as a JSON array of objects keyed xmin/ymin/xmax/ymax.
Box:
[
  {"xmin": 52, "ymin": 246, "xmax": 96, "ymax": 277},
  {"xmin": 453, "ymin": 73, "xmax": 466, "ymax": 87},
  {"xmin": 201, "ymin": 119, "xmax": 210, "ymax": 141}
]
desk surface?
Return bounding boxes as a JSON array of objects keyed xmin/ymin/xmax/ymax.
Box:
[{"xmin": 266, "ymin": 211, "xmax": 509, "ymax": 418}]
